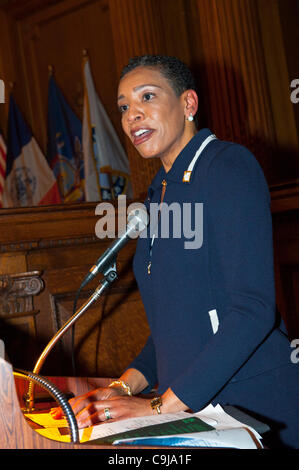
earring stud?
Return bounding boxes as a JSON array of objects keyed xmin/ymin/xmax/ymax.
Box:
[{"xmin": 187, "ymin": 114, "xmax": 194, "ymax": 122}]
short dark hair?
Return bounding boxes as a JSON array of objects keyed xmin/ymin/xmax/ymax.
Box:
[{"xmin": 120, "ymin": 55, "xmax": 197, "ymax": 97}]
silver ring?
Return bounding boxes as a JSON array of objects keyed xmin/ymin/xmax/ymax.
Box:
[{"xmin": 104, "ymin": 407, "xmax": 111, "ymax": 420}]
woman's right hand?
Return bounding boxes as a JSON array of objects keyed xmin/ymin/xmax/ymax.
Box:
[{"xmin": 50, "ymin": 386, "xmax": 122, "ymax": 419}]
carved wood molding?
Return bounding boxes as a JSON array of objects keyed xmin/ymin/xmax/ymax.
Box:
[
  {"xmin": 0, "ymin": 235, "xmax": 99, "ymax": 254},
  {"xmin": 0, "ymin": 270, "xmax": 44, "ymax": 316},
  {"xmin": 0, "ymin": 202, "xmax": 111, "ymax": 251},
  {"xmin": 270, "ymin": 180, "xmax": 299, "ymax": 213}
]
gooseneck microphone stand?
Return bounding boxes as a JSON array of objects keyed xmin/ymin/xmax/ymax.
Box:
[
  {"xmin": 23, "ymin": 262, "xmax": 118, "ymax": 414},
  {"xmin": 14, "ymin": 369, "xmax": 79, "ymax": 443}
]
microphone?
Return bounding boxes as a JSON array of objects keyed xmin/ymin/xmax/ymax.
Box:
[{"xmin": 81, "ymin": 207, "xmax": 149, "ymax": 288}]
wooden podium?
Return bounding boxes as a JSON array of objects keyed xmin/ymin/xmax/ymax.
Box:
[
  {"xmin": 0, "ymin": 356, "xmax": 121, "ymax": 449},
  {"xmin": 0, "ymin": 358, "xmax": 198, "ymax": 451}
]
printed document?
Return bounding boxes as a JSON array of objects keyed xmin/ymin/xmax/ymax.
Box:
[{"xmin": 25, "ymin": 403, "xmax": 263, "ymax": 448}]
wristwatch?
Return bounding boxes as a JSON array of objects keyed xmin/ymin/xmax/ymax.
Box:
[{"xmin": 150, "ymin": 396, "xmax": 163, "ymax": 414}]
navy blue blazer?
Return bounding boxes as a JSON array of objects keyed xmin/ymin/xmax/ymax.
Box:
[{"xmin": 129, "ymin": 129, "xmax": 293, "ymax": 413}]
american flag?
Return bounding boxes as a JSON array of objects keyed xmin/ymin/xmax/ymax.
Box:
[{"xmin": 0, "ymin": 129, "xmax": 7, "ymax": 207}]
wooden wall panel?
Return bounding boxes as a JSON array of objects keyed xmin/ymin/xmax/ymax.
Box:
[
  {"xmin": 278, "ymin": 0, "xmax": 299, "ymax": 141},
  {"xmin": 256, "ymin": 0, "xmax": 299, "ymax": 185},
  {"xmin": 15, "ymin": 0, "xmax": 123, "ymax": 153},
  {"xmin": 186, "ymin": 0, "xmax": 289, "ymax": 185},
  {"xmin": 0, "ymin": 8, "xmax": 23, "ymax": 135}
]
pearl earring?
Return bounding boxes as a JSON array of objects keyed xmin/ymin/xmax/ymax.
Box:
[{"xmin": 187, "ymin": 114, "xmax": 193, "ymax": 122}]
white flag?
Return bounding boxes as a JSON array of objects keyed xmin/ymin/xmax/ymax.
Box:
[{"xmin": 82, "ymin": 57, "xmax": 132, "ymax": 201}]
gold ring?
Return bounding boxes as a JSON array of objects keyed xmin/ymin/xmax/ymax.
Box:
[{"xmin": 104, "ymin": 407, "xmax": 111, "ymax": 420}]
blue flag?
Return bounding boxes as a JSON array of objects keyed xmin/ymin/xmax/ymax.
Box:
[{"xmin": 47, "ymin": 76, "xmax": 85, "ymax": 202}]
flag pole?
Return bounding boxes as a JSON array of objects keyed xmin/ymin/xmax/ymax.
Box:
[{"xmin": 82, "ymin": 49, "xmax": 102, "ymax": 201}]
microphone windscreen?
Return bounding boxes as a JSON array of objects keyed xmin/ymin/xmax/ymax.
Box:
[{"xmin": 127, "ymin": 208, "xmax": 149, "ymax": 237}]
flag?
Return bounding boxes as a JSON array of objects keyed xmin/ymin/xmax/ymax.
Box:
[
  {"xmin": 2, "ymin": 95, "xmax": 61, "ymax": 207},
  {"xmin": 82, "ymin": 56, "xmax": 132, "ymax": 201},
  {"xmin": 0, "ymin": 128, "xmax": 7, "ymax": 207},
  {"xmin": 47, "ymin": 75, "xmax": 84, "ymax": 203}
]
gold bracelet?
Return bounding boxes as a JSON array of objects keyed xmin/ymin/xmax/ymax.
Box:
[
  {"xmin": 108, "ymin": 380, "xmax": 132, "ymax": 396},
  {"xmin": 150, "ymin": 396, "xmax": 162, "ymax": 414}
]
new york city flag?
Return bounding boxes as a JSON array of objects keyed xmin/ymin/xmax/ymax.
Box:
[{"xmin": 2, "ymin": 95, "xmax": 61, "ymax": 207}]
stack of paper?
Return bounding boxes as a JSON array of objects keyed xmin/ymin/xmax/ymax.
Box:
[
  {"xmin": 25, "ymin": 404, "xmax": 263, "ymax": 448},
  {"xmin": 84, "ymin": 404, "xmax": 263, "ymax": 448}
]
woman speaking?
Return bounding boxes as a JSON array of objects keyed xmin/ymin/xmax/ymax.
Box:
[{"xmin": 52, "ymin": 55, "xmax": 299, "ymax": 448}]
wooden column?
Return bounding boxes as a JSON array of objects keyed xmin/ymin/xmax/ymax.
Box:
[
  {"xmin": 256, "ymin": 0, "xmax": 299, "ymax": 177},
  {"xmin": 187, "ymin": 0, "xmax": 276, "ymax": 178},
  {"xmin": 0, "ymin": 271, "xmax": 44, "ymax": 367}
]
